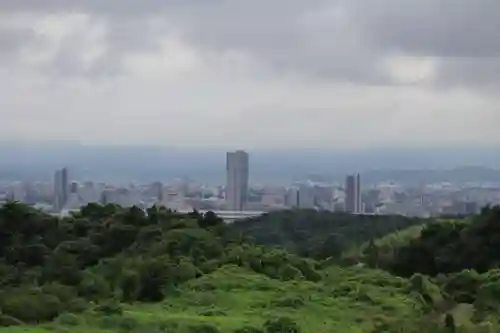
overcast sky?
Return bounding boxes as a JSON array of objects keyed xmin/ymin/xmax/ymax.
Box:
[{"xmin": 1, "ymin": 0, "xmax": 499, "ymax": 149}]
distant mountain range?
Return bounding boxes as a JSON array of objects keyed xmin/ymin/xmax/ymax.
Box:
[
  {"xmin": 0, "ymin": 142, "xmax": 498, "ymax": 184},
  {"xmin": 362, "ymin": 166, "xmax": 500, "ymax": 185}
]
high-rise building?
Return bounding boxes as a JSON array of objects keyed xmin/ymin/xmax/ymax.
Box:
[
  {"xmin": 53, "ymin": 170, "xmax": 62, "ymax": 211},
  {"xmin": 53, "ymin": 167, "xmax": 70, "ymax": 211},
  {"xmin": 285, "ymin": 187, "xmax": 300, "ymax": 208},
  {"xmin": 356, "ymin": 173, "xmax": 362, "ymax": 213},
  {"xmin": 70, "ymin": 181, "xmax": 79, "ymax": 194},
  {"xmin": 150, "ymin": 181, "xmax": 164, "ymax": 202},
  {"xmin": 226, "ymin": 150, "xmax": 249, "ymax": 211},
  {"xmin": 298, "ymin": 184, "xmax": 315, "ymax": 209},
  {"xmin": 345, "ymin": 173, "xmax": 362, "ymax": 214}
]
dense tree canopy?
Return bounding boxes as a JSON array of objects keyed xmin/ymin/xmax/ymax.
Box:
[
  {"xmin": 229, "ymin": 209, "xmax": 431, "ymax": 260},
  {"xmin": 1, "ymin": 202, "xmax": 500, "ymax": 332},
  {"xmin": 366, "ymin": 206, "xmax": 500, "ymax": 277},
  {"xmin": 0, "ymin": 202, "xmax": 321, "ymax": 326}
]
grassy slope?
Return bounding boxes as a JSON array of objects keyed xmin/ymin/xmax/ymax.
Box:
[
  {"xmin": 229, "ymin": 210, "xmax": 430, "ymax": 257},
  {"xmin": 1, "ymin": 265, "xmax": 422, "ymax": 333},
  {"xmin": 346, "ymin": 218, "xmax": 472, "ymax": 259},
  {"xmin": 371, "ymin": 224, "xmax": 425, "ymax": 248}
]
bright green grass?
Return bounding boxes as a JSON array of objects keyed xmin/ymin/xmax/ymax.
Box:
[
  {"xmin": 120, "ymin": 265, "xmax": 422, "ymax": 332},
  {"xmin": 0, "ymin": 265, "xmax": 423, "ymax": 333},
  {"xmin": 354, "ymin": 218, "xmax": 472, "ymax": 256}
]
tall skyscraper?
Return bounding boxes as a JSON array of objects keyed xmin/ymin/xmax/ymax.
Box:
[
  {"xmin": 345, "ymin": 173, "xmax": 362, "ymax": 214},
  {"xmin": 356, "ymin": 173, "xmax": 362, "ymax": 213},
  {"xmin": 53, "ymin": 167, "xmax": 70, "ymax": 211},
  {"xmin": 298, "ymin": 184, "xmax": 315, "ymax": 209},
  {"xmin": 226, "ymin": 150, "xmax": 249, "ymax": 211}
]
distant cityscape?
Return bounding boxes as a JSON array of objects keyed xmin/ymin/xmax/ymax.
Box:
[{"xmin": 1, "ymin": 149, "xmax": 499, "ymax": 221}]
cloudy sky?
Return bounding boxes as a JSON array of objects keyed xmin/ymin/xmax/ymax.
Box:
[{"xmin": 1, "ymin": 0, "xmax": 499, "ymax": 149}]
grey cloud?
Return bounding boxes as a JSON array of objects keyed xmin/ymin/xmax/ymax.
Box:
[
  {"xmin": 344, "ymin": 0, "xmax": 500, "ymax": 88},
  {"xmin": 436, "ymin": 58, "xmax": 500, "ymax": 89},
  {"xmin": 1, "ymin": 0, "xmax": 500, "ymax": 88},
  {"xmin": 169, "ymin": 1, "xmax": 389, "ymax": 82},
  {"xmin": 1, "ymin": 0, "xmax": 390, "ymax": 82},
  {"xmin": 0, "ymin": 0, "xmax": 168, "ymax": 16},
  {"xmin": 0, "ymin": 26, "xmax": 35, "ymax": 60},
  {"xmin": 79, "ymin": 17, "xmax": 170, "ymax": 78},
  {"xmin": 347, "ymin": 0, "xmax": 500, "ymax": 57},
  {"xmin": 0, "ymin": 1, "xmax": 188, "ymax": 77}
]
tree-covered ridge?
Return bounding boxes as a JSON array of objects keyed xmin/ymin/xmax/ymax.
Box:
[
  {"xmin": 349, "ymin": 205, "xmax": 500, "ymax": 331},
  {"xmin": 363, "ymin": 206, "xmax": 500, "ymax": 277},
  {"xmin": 0, "ymin": 202, "xmax": 322, "ymax": 325},
  {"xmin": 1, "ymin": 202, "xmax": 500, "ymax": 332},
  {"xmin": 229, "ymin": 209, "xmax": 431, "ymax": 260}
]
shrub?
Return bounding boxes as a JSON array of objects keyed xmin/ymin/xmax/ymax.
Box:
[
  {"xmin": 0, "ymin": 313, "xmax": 24, "ymax": 327},
  {"xmin": 172, "ymin": 260, "xmax": 199, "ymax": 284},
  {"xmin": 441, "ymin": 269, "xmax": 482, "ymax": 303},
  {"xmin": 65, "ymin": 298, "xmax": 89, "ymax": 313},
  {"xmin": 135, "ymin": 259, "xmax": 169, "ymax": 302},
  {"xmin": 278, "ymin": 265, "xmax": 303, "ymax": 281},
  {"xmin": 444, "ymin": 313, "xmax": 456, "ymax": 331},
  {"xmin": 263, "ymin": 317, "xmax": 301, "ymax": 333},
  {"xmin": 78, "ymin": 272, "xmax": 111, "ymax": 300},
  {"xmin": 41, "ymin": 283, "xmax": 77, "ymax": 302},
  {"xmin": 198, "ymin": 308, "xmax": 227, "ymax": 317},
  {"xmin": 199, "ymin": 260, "xmax": 221, "ymax": 274},
  {"xmin": 271, "ymin": 295, "xmax": 305, "ymax": 309},
  {"xmin": 189, "ymin": 280, "xmax": 218, "ymax": 292},
  {"xmin": 56, "ymin": 313, "xmax": 80, "ymax": 326},
  {"xmin": 158, "ymin": 319, "xmax": 180, "ymax": 332},
  {"xmin": 132, "ymin": 324, "xmax": 165, "ymax": 333},
  {"xmin": 0, "ymin": 289, "xmax": 62, "ymax": 323},
  {"xmin": 97, "ymin": 315, "xmax": 122, "ymax": 329},
  {"xmin": 475, "ymin": 277, "xmax": 500, "ymax": 311},
  {"xmin": 408, "ymin": 273, "xmax": 443, "ymax": 308},
  {"xmin": 331, "ymin": 284, "xmax": 355, "ymax": 297},
  {"xmin": 120, "ymin": 270, "xmax": 141, "ymax": 302},
  {"xmin": 94, "ymin": 300, "xmax": 123, "ymax": 316},
  {"xmin": 187, "ymin": 292, "xmax": 217, "ymax": 307},
  {"xmin": 187, "ymin": 323, "xmax": 221, "ymax": 333},
  {"xmin": 234, "ymin": 326, "xmax": 264, "ymax": 333},
  {"xmin": 119, "ymin": 316, "xmax": 139, "ymax": 332}
]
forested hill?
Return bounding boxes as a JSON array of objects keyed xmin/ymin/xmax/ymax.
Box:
[
  {"xmin": 2, "ymin": 202, "xmax": 500, "ymax": 332},
  {"xmin": 0, "ymin": 201, "xmax": 445, "ymax": 332},
  {"xmin": 367, "ymin": 205, "xmax": 500, "ymax": 277},
  {"xmin": 228, "ymin": 210, "xmax": 431, "ymax": 260},
  {"xmin": 0, "ymin": 202, "xmax": 322, "ymax": 328}
]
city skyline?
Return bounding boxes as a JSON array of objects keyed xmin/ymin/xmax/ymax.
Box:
[
  {"xmin": 2, "ymin": 147, "xmax": 498, "ymax": 219},
  {"xmin": 8, "ymin": 163, "xmax": 494, "ymax": 219}
]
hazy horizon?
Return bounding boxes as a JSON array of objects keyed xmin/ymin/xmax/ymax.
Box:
[{"xmin": 0, "ymin": 142, "xmax": 498, "ymax": 184}]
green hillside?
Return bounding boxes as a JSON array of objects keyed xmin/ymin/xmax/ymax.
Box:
[
  {"xmin": 1, "ymin": 202, "xmax": 500, "ymax": 332},
  {"xmin": 354, "ymin": 206, "xmax": 500, "ymax": 331},
  {"xmin": 229, "ymin": 209, "xmax": 430, "ymax": 260},
  {"xmin": 366, "ymin": 206, "xmax": 500, "ymax": 277},
  {"xmin": 0, "ymin": 265, "xmax": 427, "ymax": 333}
]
